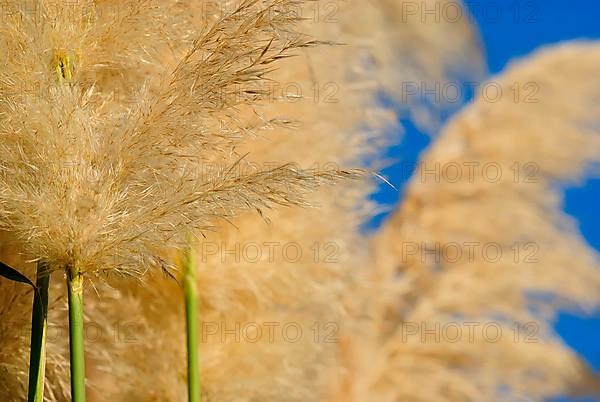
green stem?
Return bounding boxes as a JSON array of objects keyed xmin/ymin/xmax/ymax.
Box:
[
  {"xmin": 28, "ymin": 262, "xmax": 50, "ymax": 402},
  {"xmin": 183, "ymin": 248, "xmax": 200, "ymax": 402},
  {"xmin": 66, "ymin": 266, "xmax": 86, "ymax": 402}
]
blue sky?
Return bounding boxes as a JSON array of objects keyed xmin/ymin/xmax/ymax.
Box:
[{"xmin": 370, "ymin": 1, "xmax": 599, "ymax": 399}]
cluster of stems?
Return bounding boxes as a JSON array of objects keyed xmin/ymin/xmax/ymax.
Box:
[{"xmin": 20, "ymin": 250, "xmax": 201, "ymax": 402}]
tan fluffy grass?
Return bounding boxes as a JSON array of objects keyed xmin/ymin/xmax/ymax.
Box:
[
  {"xmin": 0, "ymin": 0, "xmax": 356, "ymax": 279},
  {"xmin": 355, "ymin": 42, "xmax": 600, "ymax": 402}
]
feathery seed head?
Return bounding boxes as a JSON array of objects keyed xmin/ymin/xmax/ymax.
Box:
[{"xmin": 0, "ymin": 0, "xmax": 354, "ymax": 278}]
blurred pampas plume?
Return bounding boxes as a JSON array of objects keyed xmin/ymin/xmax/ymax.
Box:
[{"xmin": 361, "ymin": 41, "xmax": 600, "ymax": 402}]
